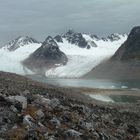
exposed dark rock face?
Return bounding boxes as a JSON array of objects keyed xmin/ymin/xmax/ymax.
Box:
[
  {"xmin": 107, "ymin": 33, "xmax": 121, "ymax": 41},
  {"xmin": 90, "ymin": 34, "xmax": 100, "ymax": 41},
  {"xmin": 83, "ymin": 26, "xmax": 140, "ymax": 80},
  {"xmin": 2, "ymin": 36, "xmax": 40, "ymax": 51},
  {"xmin": 83, "ymin": 60, "xmax": 140, "ymax": 80},
  {"xmin": 89, "ymin": 40, "xmax": 97, "ymax": 47},
  {"xmin": 54, "ymin": 35, "xmax": 63, "ymax": 43},
  {"xmin": 62, "ymin": 30, "xmax": 88, "ymax": 48},
  {"xmin": 23, "ymin": 36, "xmax": 68, "ymax": 74},
  {"xmin": 112, "ymin": 26, "xmax": 140, "ymax": 60},
  {"xmin": 101, "ymin": 37, "xmax": 108, "ymax": 42}
]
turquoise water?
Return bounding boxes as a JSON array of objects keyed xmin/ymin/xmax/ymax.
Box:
[
  {"xmin": 30, "ymin": 75, "xmax": 140, "ymax": 90},
  {"xmin": 89, "ymin": 94, "xmax": 140, "ymax": 103},
  {"xmin": 29, "ymin": 75, "xmax": 140, "ymax": 103}
]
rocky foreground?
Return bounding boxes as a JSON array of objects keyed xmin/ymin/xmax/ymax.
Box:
[{"xmin": 0, "ymin": 72, "xmax": 140, "ymax": 140}]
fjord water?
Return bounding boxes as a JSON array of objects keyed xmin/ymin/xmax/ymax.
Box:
[
  {"xmin": 30, "ymin": 75, "xmax": 140, "ymax": 103},
  {"xmin": 30, "ymin": 75, "xmax": 140, "ymax": 90}
]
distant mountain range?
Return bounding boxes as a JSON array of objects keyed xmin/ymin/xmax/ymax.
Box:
[
  {"xmin": 2, "ymin": 36, "xmax": 40, "ymax": 51},
  {"xmin": 0, "ymin": 29, "xmax": 130, "ymax": 79}
]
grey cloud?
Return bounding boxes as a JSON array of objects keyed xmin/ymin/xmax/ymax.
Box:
[{"xmin": 0, "ymin": 0, "xmax": 140, "ymax": 45}]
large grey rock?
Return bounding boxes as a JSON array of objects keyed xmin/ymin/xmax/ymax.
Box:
[{"xmin": 8, "ymin": 95, "xmax": 27, "ymax": 109}]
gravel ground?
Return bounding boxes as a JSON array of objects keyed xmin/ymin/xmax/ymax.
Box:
[{"xmin": 0, "ymin": 71, "xmax": 140, "ymax": 140}]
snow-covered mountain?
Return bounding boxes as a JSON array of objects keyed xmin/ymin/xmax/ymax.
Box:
[
  {"xmin": 2, "ymin": 36, "xmax": 40, "ymax": 51},
  {"xmin": 45, "ymin": 31, "xmax": 127, "ymax": 78},
  {"xmin": 23, "ymin": 36, "xmax": 68, "ymax": 74},
  {"xmin": 0, "ymin": 36, "xmax": 41, "ymax": 75},
  {"xmin": 0, "ymin": 31, "xmax": 127, "ymax": 78}
]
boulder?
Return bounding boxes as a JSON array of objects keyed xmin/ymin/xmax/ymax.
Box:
[
  {"xmin": 8, "ymin": 96, "xmax": 27, "ymax": 109},
  {"xmin": 49, "ymin": 98, "xmax": 60, "ymax": 109}
]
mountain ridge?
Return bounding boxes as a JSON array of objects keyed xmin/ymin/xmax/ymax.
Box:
[
  {"xmin": 2, "ymin": 36, "xmax": 40, "ymax": 51},
  {"xmin": 83, "ymin": 26, "xmax": 140, "ymax": 80},
  {"xmin": 0, "ymin": 30, "xmax": 127, "ymax": 77}
]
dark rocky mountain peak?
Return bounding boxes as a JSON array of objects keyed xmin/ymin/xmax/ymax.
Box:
[
  {"xmin": 54, "ymin": 35, "xmax": 63, "ymax": 43},
  {"xmin": 127, "ymin": 26, "xmax": 140, "ymax": 45},
  {"xmin": 42, "ymin": 36, "xmax": 58, "ymax": 48},
  {"xmin": 3, "ymin": 36, "xmax": 40, "ymax": 51},
  {"xmin": 107, "ymin": 33, "xmax": 121, "ymax": 41},
  {"xmin": 62, "ymin": 29, "xmax": 88, "ymax": 48},
  {"xmin": 23, "ymin": 36, "xmax": 68, "ymax": 74},
  {"xmin": 90, "ymin": 34, "xmax": 100, "ymax": 41},
  {"xmin": 33, "ymin": 36, "xmax": 63, "ymax": 59},
  {"xmin": 101, "ymin": 37, "xmax": 108, "ymax": 42},
  {"xmin": 112, "ymin": 26, "xmax": 140, "ymax": 60}
]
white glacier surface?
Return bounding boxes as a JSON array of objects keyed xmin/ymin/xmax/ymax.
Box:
[
  {"xmin": 0, "ymin": 34, "xmax": 127, "ymax": 78},
  {"xmin": 0, "ymin": 43, "xmax": 41, "ymax": 75},
  {"xmin": 45, "ymin": 34, "xmax": 127, "ymax": 78}
]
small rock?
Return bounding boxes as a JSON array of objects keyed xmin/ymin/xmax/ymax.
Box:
[
  {"xmin": 23, "ymin": 115, "xmax": 34, "ymax": 127},
  {"xmin": 49, "ymin": 98, "xmax": 60, "ymax": 109},
  {"xmin": 91, "ymin": 131, "xmax": 100, "ymax": 139},
  {"xmin": 65, "ymin": 129, "xmax": 82, "ymax": 138},
  {"xmin": 135, "ymin": 134, "xmax": 140, "ymax": 140},
  {"xmin": 22, "ymin": 90, "xmax": 30, "ymax": 96},
  {"xmin": 24, "ymin": 129, "xmax": 39, "ymax": 140},
  {"xmin": 98, "ymin": 132, "xmax": 109, "ymax": 140},
  {"xmin": 127, "ymin": 124, "xmax": 139, "ymax": 135},
  {"xmin": 35, "ymin": 109, "xmax": 44, "ymax": 120},
  {"xmin": 10, "ymin": 105, "xmax": 18, "ymax": 113},
  {"xmin": 50, "ymin": 117, "xmax": 61, "ymax": 127},
  {"xmin": 48, "ymin": 136, "xmax": 56, "ymax": 140},
  {"xmin": 34, "ymin": 95, "xmax": 51, "ymax": 107}
]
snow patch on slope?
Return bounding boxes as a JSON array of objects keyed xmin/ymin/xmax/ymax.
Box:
[{"xmin": 89, "ymin": 94, "xmax": 114, "ymax": 103}]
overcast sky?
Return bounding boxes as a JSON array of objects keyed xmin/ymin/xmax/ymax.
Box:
[{"xmin": 0, "ymin": 0, "xmax": 140, "ymax": 44}]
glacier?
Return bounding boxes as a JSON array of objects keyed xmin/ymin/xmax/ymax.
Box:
[
  {"xmin": 0, "ymin": 33, "xmax": 127, "ymax": 78},
  {"xmin": 45, "ymin": 34, "xmax": 127, "ymax": 78},
  {"xmin": 0, "ymin": 43, "xmax": 41, "ymax": 75}
]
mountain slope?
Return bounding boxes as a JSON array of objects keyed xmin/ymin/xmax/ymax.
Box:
[
  {"xmin": 112, "ymin": 26, "xmax": 140, "ymax": 60},
  {"xmin": 23, "ymin": 36, "xmax": 68, "ymax": 74},
  {"xmin": 83, "ymin": 26, "xmax": 140, "ymax": 80},
  {"xmin": 2, "ymin": 36, "xmax": 40, "ymax": 51}
]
